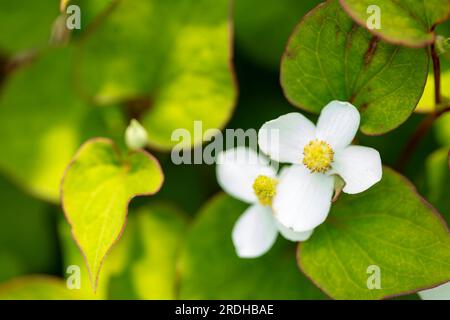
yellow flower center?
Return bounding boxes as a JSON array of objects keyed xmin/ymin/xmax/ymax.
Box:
[
  {"xmin": 302, "ymin": 139, "xmax": 334, "ymax": 173},
  {"xmin": 252, "ymin": 175, "xmax": 277, "ymax": 206}
]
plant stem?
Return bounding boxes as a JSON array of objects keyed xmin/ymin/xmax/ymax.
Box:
[
  {"xmin": 431, "ymin": 42, "xmax": 441, "ymax": 107},
  {"xmin": 396, "ymin": 44, "xmax": 446, "ymax": 171}
]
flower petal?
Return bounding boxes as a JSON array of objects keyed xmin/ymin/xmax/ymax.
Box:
[
  {"xmin": 333, "ymin": 146, "xmax": 382, "ymax": 194},
  {"xmin": 232, "ymin": 204, "xmax": 278, "ymax": 258},
  {"xmin": 276, "ymin": 221, "xmax": 313, "ymax": 242},
  {"xmin": 217, "ymin": 147, "xmax": 276, "ymax": 203},
  {"xmin": 259, "ymin": 113, "xmax": 315, "ymax": 164},
  {"xmin": 273, "ymin": 165, "xmax": 334, "ymax": 232},
  {"xmin": 316, "ymin": 101, "xmax": 360, "ymax": 150},
  {"xmin": 419, "ymin": 282, "xmax": 450, "ymax": 300}
]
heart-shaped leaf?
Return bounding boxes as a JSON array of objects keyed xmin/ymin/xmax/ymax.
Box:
[
  {"xmin": 179, "ymin": 194, "xmax": 326, "ymax": 299},
  {"xmin": 0, "ymin": 48, "xmax": 123, "ymax": 202},
  {"xmin": 340, "ymin": 0, "xmax": 450, "ymax": 47},
  {"xmin": 61, "ymin": 138, "xmax": 164, "ymax": 291},
  {"xmin": 298, "ymin": 167, "xmax": 450, "ymax": 299},
  {"xmin": 74, "ymin": 0, "xmax": 237, "ymax": 150},
  {"xmin": 281, "ymin": 0, "xmax": 429, "ymax": 135}
]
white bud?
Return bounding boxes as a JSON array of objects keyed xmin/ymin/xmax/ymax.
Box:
[{"xmin": 125, "ymin": 119, "xmax": 148, "ymax": 151}]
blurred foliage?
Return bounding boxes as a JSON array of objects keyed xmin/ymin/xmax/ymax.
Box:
[
  {"xmin": 417, "ymin": 19, "xmax": 450, "ymax": 113},
  {"xmin": 0, "ymin": 48, "xmax": 123, "ymax": 202},
  {"xmin": 0, "ymin": 176, "xmax": 59, "ymax": 282},
  {"xmin": 426, "ymin": 148, "xmax": 450, "ymax": 224},
  {"xmin": 235, "ymin": 0, "xmax": 321, "ymax": 70},
  {"xmin": 179, "ymin": 194, "xmax": 326, "ymax": 299},
  {"xmin": 0, "ymin": 0, "xmax": 59, "ymax": 55},
  {"xmin": 0, "ymin": 276, "xmax": 85, "ymax": 300},
  {"xmin": 59, "ymin": 203, "xmax": 187, "ymax": 299},
  {"xmin": 74, "ymin": 0, "xmax": 236, "ymax": 150}
]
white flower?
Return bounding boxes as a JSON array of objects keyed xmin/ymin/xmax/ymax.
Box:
[
  {"xmin": 216, "ymin": 147, "xmax": 313, "ymax": 258},
  {"xmin": 258, "ymin": 100, "xmax": 382, "ymax": 232},
  {"xmin": 418, "ymin": 281, "xmax": 450, "ymax": 300}
]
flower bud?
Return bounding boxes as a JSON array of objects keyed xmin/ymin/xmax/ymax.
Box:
[{"xmin": 125, "ymin": 119, "xmax": 148, "ymax": 151}]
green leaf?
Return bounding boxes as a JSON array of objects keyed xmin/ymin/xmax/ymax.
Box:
[
  {"xmin": 298, "ymin": 167, "xmax": 450, "ymax": 300},
  {"xmin": 340, "ymin": 0, "xmax": 450, "ymax": 47},
  {"xmin": 0, "ymin": 0, "xmax": 59, "ymax": 55},
  {"xmin": 58, "ymin": 216, "xmax": 128, "ymax": 299},
  {"xmin": 179, "ymin": 194, "xmax": 327, "ymax": 299},
  {"xmin": 280, "ymin": 0, "xmax": 429, "ymax": 135},
  {"xmin": 0, "ymin": 48, "xmax": 124, "ymax": 202},
  {"xmin": 74, "ymin": 0, "xmax": 236, "ymax": 150},
  {"xmin": 61, "ymin": 138, "xmax": 164, "ymax": 291},
  {"xmin": 0, "ymin": 176, "xmax": 58, "ymax": 282},
  {"xmin": 0, "ymin": 276, "xmax": 85, "ymax": 300},
  {"xmin": 108, "ymin": 204, "xmax": 189, "ymax": 299},
  {"xmin": 235, "ymin": 0, "xmax": 322, "ymax": 69},
  {"xmin": 426, "ymin": 148, "xmax": 450, "ymax": 225}
]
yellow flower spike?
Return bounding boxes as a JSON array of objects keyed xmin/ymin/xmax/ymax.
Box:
[
  {"xmin": 252, "ymin": 175, "xmax": 278, "ymax": 206},
  {"xmin": 302, "ymin": 139, "xmax": 334, "ymax": 173}
]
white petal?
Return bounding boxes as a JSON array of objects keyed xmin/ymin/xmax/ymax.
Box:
[
  {"xmin": 258, "ymin": 113, "xmax": 315, "ymax": 164},
  {"xmin": 276, "ymin": 221, "xmax": 314, "ymax": 242},
  {"xmin": 272, "ymin": 165, "xmax": 334, "ymax": 232},
  {"xmin": 232, "ymin": 204, "xmax": 278, "ymax": 258},
  {"xmin": 333, "ymin": 146, "xmax": 382, "ymax": 194},
  {"xmin": 217, "ymin": 147, "xmax": 276, "ymax": 203},
  {"xmin": 316, "ymin": 101, "xmax": 360, "ymax": 150},
  {"xmin": 419, "ymin": 282, "xmax": 450, "ymax": 300}
]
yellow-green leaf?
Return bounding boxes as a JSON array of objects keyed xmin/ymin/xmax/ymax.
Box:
[
  {"xmin": 74, "ymin": 0, "xmax": 237, "ymax": 150},
  {"xmin": 61, "ymin": 138, "xmax": 164, "ymax": 291},
  {"xmin": 0, "ymin": 48, "xmax": 124, "ymax": 202}
]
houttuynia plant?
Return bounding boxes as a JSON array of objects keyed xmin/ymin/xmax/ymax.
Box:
[{"xmin": 0, "ymin": 0, "xmax": 448, "ymax": 301}]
